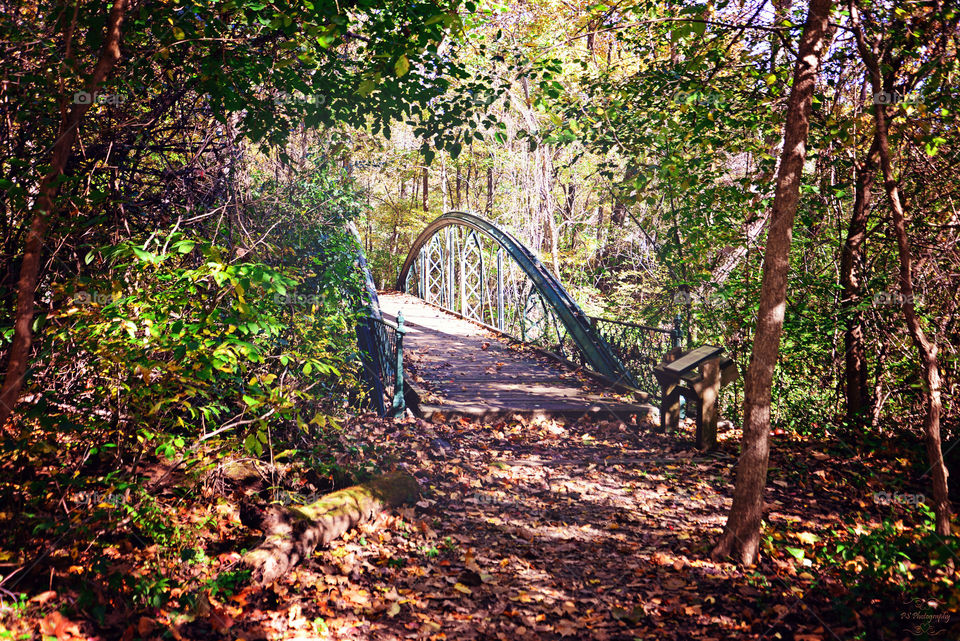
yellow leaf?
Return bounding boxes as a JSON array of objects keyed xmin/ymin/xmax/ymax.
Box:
[
  {"xmin": 453, "ymin": 583, "xmax": 472, "ymax": 595},
  {"xmin": 394, "ymin": 54, "xmax": 410, "ymax": 77},
  {"xmin": 796, "ymin": 531, "xmax": 820, "ymax": 545}
]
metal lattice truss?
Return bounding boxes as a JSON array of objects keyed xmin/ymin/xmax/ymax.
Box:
[{"xmin": 397, "ymin": 212, "xmax": 640, "ymax": 387}]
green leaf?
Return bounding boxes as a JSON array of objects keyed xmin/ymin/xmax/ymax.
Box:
[
  {"xmin": 243, "ymin": 433, "xmax": 263, "ymax": 457},
  {"xmin": 394, "ymin": 55, "xmax": 410, "ymax": 78}
]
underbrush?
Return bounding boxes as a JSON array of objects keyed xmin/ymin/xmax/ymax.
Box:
[
  {"xmin": 755, "ymin": 433, "xmax": 960, "ymax": 639},
  {"xmin": 0, "ymin": 212, "xmax": 384, "ymax": 633},
  {"xmin": 0, "ymin": 412, "xmax": 392, "ymax": 634}
]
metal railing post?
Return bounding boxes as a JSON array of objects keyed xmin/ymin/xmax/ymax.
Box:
[
  {"xmin": 419, "ymin": 249, "xmax": 426, "ymax": 298},
  {"xmin": 445, "ymin": 227, "xmax": 455, "ymax": 311},
  {"xmin": 391, "ymin": 311, "xmax": 406, "ymax": 417},
  {"xmin": 459, "ymin": 235, "xmax": 466, "ymax": 315},
  {"xmin": 496, "ymin": 248, "xmax": 504, "ymax": 331}
]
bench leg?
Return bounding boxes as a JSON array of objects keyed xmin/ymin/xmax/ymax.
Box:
[
  {"xmin": 695, "ymin": 359, "xmax": 720, "ymax": 451},
  {"xmin": 660, "ymin": 384, "xmax": 682, "ymax": 433}
]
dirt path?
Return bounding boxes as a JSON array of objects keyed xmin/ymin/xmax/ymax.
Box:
[
  {"xmin": 8, "ymin": 412, "xmax": 944, "ymax": 640},
  {"xmin": 215, "ymin": 416, "xmax": 885, "ymax": 641}
]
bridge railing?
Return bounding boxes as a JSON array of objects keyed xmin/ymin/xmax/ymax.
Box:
[
  {"xmin": 585, "ymin": 316, "xmax": 683, "ymax": 396},
  {"xmin": 367, "ymin": 313, "xmax": 407, "ymax": 417},
  {"xmin": 351, "ymin": 223, "xmax": 407, "ymax": 417}
]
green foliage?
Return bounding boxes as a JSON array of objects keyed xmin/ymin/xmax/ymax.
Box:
[
  {"xmin": 805, "ymin": 507, "xmax": 960, "ymax": 632},
  {"xmin": 38, "ymin": 230, "xmax": 357, "ymax": 453}
]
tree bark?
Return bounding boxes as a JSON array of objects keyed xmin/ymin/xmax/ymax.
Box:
[
  {"xmin": 712, "ymin": 0, "xmax": 833, "ymax": 565},
  {"xmin": 422, "ymin": 167, "xmax": 429, "ymax": 212},
  {"xmin": 455, "ymin": 164, "xmax": 462, "ymax": 207},
  {"xmin": 0, "ymin": 0, "xmax": 129, "ymax": 427},
  {"xmin": 877, "ymin": 118, "xmax": 950, "ymax": 535},
  {"xmin": 852, "ymin": 12, "xmax": 951, "ymax": 535},
  {"xmin": 243, "ymin": 471, "xmax": 420, "ymax": 584},
  {"xmin": 486, "ymin": 165, "xmax": 494, "ymax": 214},
  {"xmin": 839, "ymin": 135, "xmax": 879, "ymax": 423},
  {"xmin": 440, "ymin": 156, "xmax": 449, "ymax": 211}
]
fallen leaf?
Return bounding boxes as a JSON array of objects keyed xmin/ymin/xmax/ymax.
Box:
[{"xmin": 30, "ymin": 590, "xmax": 57, "ymax": 605}]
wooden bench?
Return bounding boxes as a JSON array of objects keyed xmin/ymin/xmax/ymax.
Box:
[{"xmin": 653, "ymin": 345, "xmax": 738, "ymax": 451}]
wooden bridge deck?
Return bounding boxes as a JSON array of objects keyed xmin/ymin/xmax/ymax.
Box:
[{"xmin": 378, "ymin": 293, "xmax": 655, "ymax": 422}]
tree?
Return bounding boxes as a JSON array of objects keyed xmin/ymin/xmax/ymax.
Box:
[
  {"xmin": 838, "ymin": 133, "xmax": 879, "ymax": 424},
  {"xmin": 0, "ymin": 0, "xmax": 129, "ymax": 426},
  {"xmin": 0, "ymin": 0, "xmax": 466, "ymax": 426},
  {"xmin": 712, "ymin": 0, "xmax": 834, "ymax": 565},
  {"xmin": 851, "ymin": 0, "xmax": 953, "ymax": 536}
]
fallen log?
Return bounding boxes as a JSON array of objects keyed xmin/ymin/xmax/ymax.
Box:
[{"xmin": 242, "ymin": 471, "xmax": 419, "ymax": 584}]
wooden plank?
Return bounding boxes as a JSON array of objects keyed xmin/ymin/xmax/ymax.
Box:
[
  {"xmin": 663, "ymin": 345, "xmax": 723, "ymax": 375},
  {"xmin": 378, "ymin": 293, "xmax": 654, "ymax": 421}
]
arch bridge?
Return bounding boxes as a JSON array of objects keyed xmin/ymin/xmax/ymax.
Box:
[
  {"xmin": 398, "ymin": 212, "xmax": 685, "ymax": 391},
  {"xmin": 357, "ymin": 211, "xmax": 698, "ymax": 426}
]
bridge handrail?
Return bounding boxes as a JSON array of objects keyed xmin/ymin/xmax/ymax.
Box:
[
  {"xmin": 367, "ymin": 313, "xmax": 407, "ymax": 417},
  {"xmin": 589, "ymin": 316, "xmax": 675, "ymax": 335},
  {"xmin": 350, "ymin": 223, "xmax": 406, "ymax": 417},
  {"xmin": 574, "ymin": 315, "xmax": 682, "ymax": 395}
]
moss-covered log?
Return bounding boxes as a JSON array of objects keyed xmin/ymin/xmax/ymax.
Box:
[{"xmin": 243, "ymin": 471, "xmax": 419, "ymax": 584}]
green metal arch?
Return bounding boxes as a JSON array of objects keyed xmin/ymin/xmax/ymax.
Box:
[{"xmin": 396, "ymin": 211, "xmax": 634, "ymax": 385}]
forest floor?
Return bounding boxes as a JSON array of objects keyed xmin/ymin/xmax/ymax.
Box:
[{"xmin": 1, "ymin": 413, "xmax": 957, "ymax": 640}]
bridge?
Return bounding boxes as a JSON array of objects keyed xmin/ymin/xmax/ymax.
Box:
[{"xmin": 354, "ymin": 212, "xmax": 734, "ymax": 446}]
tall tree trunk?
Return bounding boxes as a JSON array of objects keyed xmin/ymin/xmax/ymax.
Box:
[
  {"xmin": 852, "ymin": 14, "xmax": 951, "ymax": 535},
  {"xmin": 769, "ymin": 0, "xmax": 794, "ymax": 73},
  {"xmin": 539, "ymin": 149, "xmax": 561, "ymax": 278},
  {"xmin": 0, "ymin": 0, "xmax": 129, "ymax": 427},
  {"xmin": 422, "ymin": 167, "xmax": 429, "ymax": 212},
  {"xmin": 455, "ymin": 164, "xmax": 461, "ymax": 208},
  {"xmin": 547, "ymin": 212, "xmax": 561, "ymax": 278},
  {"xmin": 712, "ymin": 0, "xmax": 833, "ymax": 565},
  {"xmin": 465, "ymin": 162, "xmax": 473, "ymax": 210},
  {"xmin": 486, "ymin": 165, "xmax": 493, "ymax": 214},
  {"xmin": 839, "ymin": 135, "xmax": 879, "ymax": 423},
  {"xmin": 596, "ymin": 203, "xmax": 605, "ymax": 248},
  {"xmin": 564, "ymin": 183, "xmax": 576, "ymax": 249},
  {"xmin": 877, "ymin": 116, "xmax": 950, "ymax": 535},
  {"xmin": 440, "ymin": 157, "xmax": 448, "ymax": 212}
]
